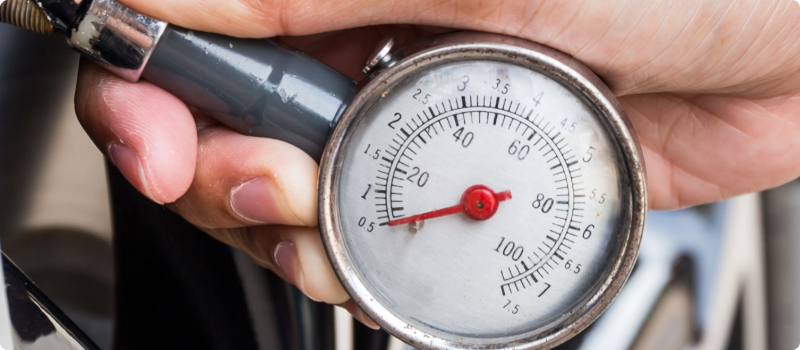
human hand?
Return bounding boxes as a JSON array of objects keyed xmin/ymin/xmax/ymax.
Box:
[{"xmin": 74, "ymin": 0, "xmax": 800, "ymax": 326}]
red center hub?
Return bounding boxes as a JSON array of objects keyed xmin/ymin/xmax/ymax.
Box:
[{"xmin": 461, "ymin": 185, "xmax": 501, "ymax": 220}]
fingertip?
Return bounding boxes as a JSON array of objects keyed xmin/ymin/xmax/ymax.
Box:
[
  {"xmin": 338, "ymin": 300, "xmax": 380, "ymax": 330},
  {"xmin": 244, "ymin": 139, "xmax": 320, "ymax": 227},
  {"xmin": 75, "ymin": 59, "xmax": 198, "ymax": 203},
  {"xmin": 289, "ymin": 227, "xmax": 349, "ymax": 304},
  {"xmin": 256, "ymin": 226, "xmax": 347, "ymax": 304},
  {"xmin": 107, "ymin": 141, "xmax": 160, "ymax": 203},
  {"xmin": 189, "ymin": 129, "xmax": 319, "ymax": 228},
  {"xmin": 227, "ymin": 170, "xmax": 314, "ymax": 227}
]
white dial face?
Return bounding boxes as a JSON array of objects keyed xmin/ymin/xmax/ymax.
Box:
[{"xmin": 336, "ymin": 60, "xmax": 625, "ymax": 339}]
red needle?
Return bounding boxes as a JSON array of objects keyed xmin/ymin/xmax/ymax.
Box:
[{"xmin": 387, "ymin": 185, "xmax": 512, "ymax": 227}]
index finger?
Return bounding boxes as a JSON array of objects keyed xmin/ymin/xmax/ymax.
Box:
[
  {"xmin": 117, "ymin": 0, "xmax": 515, "ymax": 38},
  {"xmin": 118, "ymin": 0, "xmax": 800, "ymax": 97}
]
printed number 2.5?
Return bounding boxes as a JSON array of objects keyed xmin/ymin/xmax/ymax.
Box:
[{"xmin": 412, "ymin": 89, "xmax": 430, "ymax": 104}]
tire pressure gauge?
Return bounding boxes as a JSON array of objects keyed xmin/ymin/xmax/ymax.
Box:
[
  {"xmin": 2, "ymin": 1, "xmax": 645, "ymax": 346},
  {"xmin": 320, "ymin": 32, "xmax": 647, "ymax": 349}
]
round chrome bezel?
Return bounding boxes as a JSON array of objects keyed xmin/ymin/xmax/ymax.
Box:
[{"xmin": 319, "ymin": 32, "xmax": 646, "ymax": 350}]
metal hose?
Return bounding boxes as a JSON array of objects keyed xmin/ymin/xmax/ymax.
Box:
[{"xmin": 0, "ymin": 0, "xmax": 54, "ymax": 34}]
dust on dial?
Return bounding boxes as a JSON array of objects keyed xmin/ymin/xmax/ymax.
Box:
[{"xmin": 336, "ymin": 60, "xmax": 625, "ymax": 340}]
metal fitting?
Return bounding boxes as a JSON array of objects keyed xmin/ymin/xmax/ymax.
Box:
[
  {"xmin": 67, "ymin": 0, "xmax": 167, "ymax": 82},
  {"xmin": 0, "ymin": 0, "xmax": 54, "ymax": 34},
  {"xmin": 3, "ymin": 0, "xmax": 168, "ymax": 82},
  {"xmin": 36, "ymin": 0, "xmax": 84, "ymax": 33}
]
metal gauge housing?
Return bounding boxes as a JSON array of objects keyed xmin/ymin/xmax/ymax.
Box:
[{"xmin": 319, "ymin": 32, "xmax": 646, "ymax": 350}]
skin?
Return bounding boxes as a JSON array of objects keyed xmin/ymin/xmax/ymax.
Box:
[{"xmin": 74, "ymin": 0, "xmax": 800, "ymax": 327}]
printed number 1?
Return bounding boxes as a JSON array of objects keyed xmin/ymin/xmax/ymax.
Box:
[{"xmin": 361, "ymin": 184, "xmax": 372, "ymax": 199}]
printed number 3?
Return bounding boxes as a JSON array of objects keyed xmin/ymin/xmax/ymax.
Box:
[{"xmin": 458, "ymin": 76, "xmax": 469, "ymax": 91}]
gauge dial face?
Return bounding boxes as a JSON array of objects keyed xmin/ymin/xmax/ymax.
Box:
[{"xmin": 333, "ymin": 58, "xmax": 629, "ymax": 343}]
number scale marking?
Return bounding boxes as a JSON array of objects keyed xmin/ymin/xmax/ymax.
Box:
[{"xmin": 372, "ymin": 95, "xmax": 584, "ymax": 296}]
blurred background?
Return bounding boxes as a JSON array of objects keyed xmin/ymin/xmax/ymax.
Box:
[{"xmin": 0, "ymin": 21, "xmax": 797, "ymax": 350}]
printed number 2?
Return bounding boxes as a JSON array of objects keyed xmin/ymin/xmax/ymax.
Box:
[{"xmin": 388, "ymin": 113, "xmax": 402, "ymax": 129}]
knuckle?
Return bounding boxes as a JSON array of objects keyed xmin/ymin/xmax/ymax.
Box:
[{"xmin": 240, "ymin": 0, "xmax": 293, "ymax": 35}]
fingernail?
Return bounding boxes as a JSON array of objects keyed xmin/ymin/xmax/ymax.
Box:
[
  {"xmin": 107, "ymin": 142, "xmax": 158, "ymax": 203},
  {"xmin": 231, "ymin": 177, "xmax": 297, "ymax": 225},
  {"xmin": 274, "ymin": 241, "xmax": 312, "ymax": 297},
  {"xmin": 339, "ymin": 300, "xmax": 380, "ymax": 330}
]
